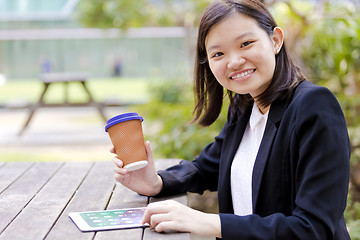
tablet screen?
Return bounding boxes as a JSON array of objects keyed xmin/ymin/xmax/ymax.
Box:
[{"xmin": 69, "ymin": 207, "xmax": 149, "ymax": 231}]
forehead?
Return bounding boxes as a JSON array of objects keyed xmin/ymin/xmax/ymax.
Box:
[{"xmin": 205, "ymin": 12, "xmax": 265, "ymax": 48}]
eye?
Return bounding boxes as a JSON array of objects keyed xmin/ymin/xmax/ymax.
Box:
[
  {"xmin": 241, "ymin": 41, "xmax": 254, "ymax": 48},
  {"xmin": 212, "ymin": 52, "xmax": 223, "ymax": 58}
]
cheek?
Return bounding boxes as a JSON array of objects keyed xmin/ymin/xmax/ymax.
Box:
[
  {"xmin": 209, "ymin": 61, "xmax": 224, "ymax": 80},
  {"xmin": 253, "ymin": 50, "xmax": 276, "ymax": 74},
  {"xmin": 266, "ymin": 55, "xmax": 276, "ymax": 75},
  {"xmin": 208, "ymin": 62, "xmax": 228, "ymax": 88},
  {"xmin": 258, "ymin": 44, "xmax": 276, "ymax": 71},
  {"xmin": 208, "ymin": 61, "xmax": 215, "ymax": 73},
  {"xmin": 209, "ymin": 69, "xmax": 223, "ymax": 88}
]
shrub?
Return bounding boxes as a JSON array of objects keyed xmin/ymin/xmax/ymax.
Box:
[{"xmin": 136, "ymin": 78, "xmax": 227, "ymax": 160}]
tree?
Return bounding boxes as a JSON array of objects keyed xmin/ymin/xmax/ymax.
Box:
[{"xmin": 77, "ymin": 0, "xmax": 211, "ymax": 29}]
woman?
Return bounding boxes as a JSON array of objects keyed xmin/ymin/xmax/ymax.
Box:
[{"xmin": 112, "ymin": 0, "xmax": 351, "ymax": 239}]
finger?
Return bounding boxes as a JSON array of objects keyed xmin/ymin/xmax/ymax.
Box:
[
  {"xmin": 113, "ymin": 166, "xmax": 128, "ymax": 175},
  {"xmin": 142, "ymin": 202, "xmax": 169, "ymax": 224},
  {"xmin": 145, "ymin": 141, "xmax": 154, "ymax": 164},
  {"xmin": 155, "ymin": 221, "xmax": 179, "ymax": 233},
  {"xmin": 112, "ymin": 157, "xmax": 124, "ymax": 168},
  {"xmin": 142, "ymin": 206, "xmax": 153, "ymax": 225},
  {"xmin": 149, "ymin": 213, "xmax": 172, "ymax": 229},
  {"xmin": 110, "ymin": 147, "xmax": 116, "ymax": 154}
]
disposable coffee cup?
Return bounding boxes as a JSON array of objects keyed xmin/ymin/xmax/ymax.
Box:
[{"xmin": 105, "ymin": 112, "xmax": 148, "ymax": 171}]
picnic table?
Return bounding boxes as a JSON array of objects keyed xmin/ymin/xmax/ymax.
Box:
[
  {"xmin": 0, "ymin": 159, "xmax": 190, "ymax": 240},
  {"xmin": 18, "ymin": 72, "xmax": 107, "ymax": 136}
]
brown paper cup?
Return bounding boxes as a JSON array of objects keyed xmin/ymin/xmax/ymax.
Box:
[{"xmin": 106, "ymin": 113, "xmax": 148, "ymax": 171}]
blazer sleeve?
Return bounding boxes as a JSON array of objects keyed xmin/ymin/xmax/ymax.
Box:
[
  {"xmin": 155, "ymin": 110, "xmax": 234, "ymax": 197},
  {"xmin": 220, "ymin": 87, "xmax": 350, "ymax": 239}
]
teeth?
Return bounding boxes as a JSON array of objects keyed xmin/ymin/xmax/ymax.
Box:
[{"xmin": 231, "ymin": 69, "xmax": 255, "ymax": 79}]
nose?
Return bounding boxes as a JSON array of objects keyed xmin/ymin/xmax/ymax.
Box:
[{"xmin": 227, "ymin": 54, "xmax": 246, "ymax": 70}]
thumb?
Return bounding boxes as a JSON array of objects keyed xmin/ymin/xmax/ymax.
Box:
[{"xmin": 145, "ymin": 141, "xmax": 154, "ymax": 165}]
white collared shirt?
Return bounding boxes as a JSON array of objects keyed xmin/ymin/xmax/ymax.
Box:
[{"xmin": 231, "ymin": 103, "xmax": 269, "ymax": 216}]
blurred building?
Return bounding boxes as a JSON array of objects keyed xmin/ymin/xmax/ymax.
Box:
[{"xmin": 0, "ymin": 0, "xmax": 190, "ymax": 79}]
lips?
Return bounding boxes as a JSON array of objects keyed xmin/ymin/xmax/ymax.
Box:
[{"xmin": 229, "ymin": 69, "xmax": 256, "ymax": 80}]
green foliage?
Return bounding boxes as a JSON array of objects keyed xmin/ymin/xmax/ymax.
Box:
[
  {"xmin": 346, "ymin": 188, "xmax": 360, "ymax": 221},
  {"xmin": 341, "ymin": 93, "xmax": 360, "ymax": 168},
  {"xmin": 136, "ymin": 79, "xmax": 227, "ymax": 160},
  {"xmin": 298, "ymin": 0, "xmax": 360, "ymax": 174},
  {"xmin": 349, "ymin": 220, "xmax": 360, "ymax": 240},
  {"xmin": 77, "ymin": 0, "xmax": 212, "ymax": 29},
  {"xmin": 347, "ymin": 191, "xmax": 360, "ymax": 239},
  {"xmin": 77, "ymin": 0, "xmax": 149, "ymax": 29},
  {"xmin": 147, "ymin": 79, "xmax": 193, "ymax": 104},
  {"xmin": 301, "ymin": 4, "xmax": 360, "ymax": 94}
]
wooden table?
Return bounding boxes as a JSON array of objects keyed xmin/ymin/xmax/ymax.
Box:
[
  {"xmin": 0, "ymin": 159, "xmax": 190, "ymax": 240},
  {"xmin": 18, "ymin": 72, "xmax": 107, "ymax": 136}
]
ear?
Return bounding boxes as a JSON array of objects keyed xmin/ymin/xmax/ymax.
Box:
[{"xmin": 271, "ymin": 27, "xmax": 284, "ymax": 55}]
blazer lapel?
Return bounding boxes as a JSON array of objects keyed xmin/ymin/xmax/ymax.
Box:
[
  {"xmin": 251, "ymin": 120, "xmax": 277, "ymax": 210},
  {"xmin": 252, "ymin": 99, "xmax": 288, "ymax": 211}
]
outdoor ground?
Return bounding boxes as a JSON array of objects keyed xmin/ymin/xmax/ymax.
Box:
[
  {"xmin": 0, "ymin": 106, "xmax": 214, "ymax": 240},
  {"xmin": 0, "ymin": 107, "xmax": 115, "ymax": 162}
]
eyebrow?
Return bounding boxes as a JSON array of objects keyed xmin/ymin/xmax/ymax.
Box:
[{"xmin": 206, "ymin": 32, "xmax": 255, "ymax": 53}]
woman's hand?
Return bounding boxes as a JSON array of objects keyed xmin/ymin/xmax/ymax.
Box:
[
  {"xmin": 112, "ymin": 141, "xmax": 163, "ymax": 196},
  {"xmin": 142, "ymin": 200, "xmax": 221, "ymax": 238}
]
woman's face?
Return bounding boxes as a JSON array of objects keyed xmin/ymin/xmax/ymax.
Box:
[{"xmin": 205, "ymin": 12, "xmax": 283, "ymax": 100}]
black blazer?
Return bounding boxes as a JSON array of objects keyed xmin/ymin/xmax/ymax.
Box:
[{"xmin": 157, "ymin": 81, "xmax": 351, "ymax": 239}]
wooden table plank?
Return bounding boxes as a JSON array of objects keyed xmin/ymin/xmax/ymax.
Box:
[
  {"xmin": 0, "ymin": 162, "xmax": 63, "ymax": 234},
  {"xmin": 0, "ymin": 162, "xmax": 93, "ymax": 240},
  {"xmin": 94, "ymin": 180, "xmax": 148, "ymax": 240},
  {"xmin": 45, "ymin": 161, "xmax": 116, "ymax": 240},
  {"xmin": 0, "ymin": 162, "xmax": 34, "ymax": 193},
  {"xmin": 143, "ymin": 159, "xmax": 191, "ymax": 240},
  {"xmin": 106, "ymin": 183, "xmax": 149, "ymax": 209},
  {"xmin": 144, "ymin": 193, "xmax": 191, "ymax": 240},
  {"xmin": 144, "ymin": 229, "xmax": 191, "ymax": 240}
]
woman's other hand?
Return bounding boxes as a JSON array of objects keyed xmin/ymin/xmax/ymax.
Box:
[
  {"xmin": 112, "ymin": 141, "xmax": 163, "ymax": 196},
  {"xmin": 142, "ymin": 200, "xmax": 221, "ymax": 238}
]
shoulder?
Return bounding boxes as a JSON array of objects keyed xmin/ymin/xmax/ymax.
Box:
[
  {"xmin": 290, "ymin": 80, "xmax": 341, "ymax": 113},
  {"xmin": 269, "ymin": 81, "xmax": 342, "ymax": 124},
  {"xmin": 288, "ymin": 81, "xmax": 347, "ymax": 133},
  {"xmin": 271, "ymin": 80, "xmax": 347, "ymax": 134},
  {"xmin": 293, "ymin": 80, "xmax": 334, "ymax": 100}
]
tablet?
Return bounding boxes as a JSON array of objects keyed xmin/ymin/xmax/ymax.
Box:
[{"xmin": 69, "ymin": 207, "xmax": 149, "ymax": 232}]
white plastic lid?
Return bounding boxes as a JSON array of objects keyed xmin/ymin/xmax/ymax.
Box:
[{"xmin": 124, "ymin": 160, "xmax": 148, "ymax": 171}]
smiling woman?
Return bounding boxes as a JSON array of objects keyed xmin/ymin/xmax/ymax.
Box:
[{"xmin": 110, "ymin": 1, "xmax": 351, "ymax": 239}]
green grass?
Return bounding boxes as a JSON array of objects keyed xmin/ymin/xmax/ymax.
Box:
[
  {"xmin": 0, "ymin": 153, "xmax": 62, "ymax": 162},
  {"xmin": 0, "ymin": 77, "xmax": 150, "ymax": 105}
]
